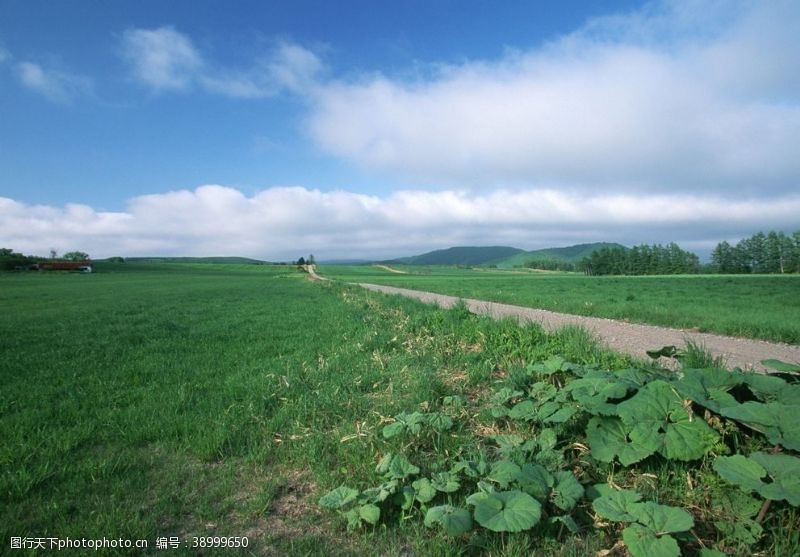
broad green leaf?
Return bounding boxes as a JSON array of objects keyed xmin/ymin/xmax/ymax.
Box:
[
  {"xmin": 515, "ymin": 463, "xmax": 553, "ymax": 500},
  {"xmin": 622, "ymin": 524, "xmax": 680, "ymax": 557},
  {"xmin": 712, "ymin": 489, "xmax": 763, "ymax": 545},
  {"xmin": 714, "ymin": 452, "xmax": 800, "ymax": 505},
  {"xmin": 412, "ymin": 478, "xmax": 437, "ymax": 503},
  {"xmin": 617, "ymin": 380, "xmax": 718, "ymax": 461},
  {"xmin": 491, "ymin": 387, "xmax": 524, "ymax": 405},
  {"xmin": 493, "ymin": 434, "xmax": 525, "ymax": 458},
  {"xmin": 552, "ymin": 470, "xmax": 584, "ymax": 511},
  {"xmin": 382, "ymin": 422, "xmax": 406, "ymax": 439},
  {"xmin": 760, "ymin": 359, "xmax": 800, "ymax": 373},
  {"xmin": 508, "ymin": 400, "xmax": 537, "ymax": 420},
  {"xmin": 566, "ymin": 376, "xmax": 629, "ymax": 415},
  {"xmin": 344, "ymin": 508, "xmax": 360, "ymax": 530},
  {"xmin": 627, "ymin": 501, "xmax": 694, "ymax": 534},
  {"xmin": 659, "ymin": 417, "xmax": 719, "ymax": 461},
  {"xmin": 450, "ymin": 460, "xmax": 482, "ymax": 478},
  {"xmin": 491, "ymin": 405, "xmax": 510, "ymax": 418},
  {"xmin": 377, "ymin": 453, "xmax": 420, "ymax": 479},
  {"xmin": 360, "ymin": 480, "xmax": 397, "ymax": 503},
  {"xmin": 592, "ymin": 488, "xmax": 642, "ymax": 522},
  {"xmin": 671, "ymin": 368, "xmax": 741, "ymax": 413},
  {"xmin": 698, "ymin": 550, "xmax": 727, "ymax": 557},
  {"xmin": 537, "ymin": 428, "xmax": 558, "ymax": 451},
  {"xmin": 427, "ymin": 412, "xmax": 454, "ymax": 431},
  {"xmin": 319, "ymin": 485, "xmax": 359, "ymax": 509},
  {"xmin": 585, "ymin": 482, "xmax": 615, "ymax": 501},
  {"xmin": 397, "ymin": 485, "xmax": 415, "ymax": 510},
  {"xmin": 487, "ymin": 460, "xmax": 521, "ymax": 489},
  {"xmin": 713, "ymin": 455, "xmax": 766, "ymax": 493},
  {"xmin": 742, "ymin": 373, "xmax": 789, "ymax": 402},
  {"xmin": 615, "ymin": 367, "xmax": 658, "ymax": 388},
  {"xmin": 586, "ymin": 416, "xmax": 658, "ymax": 465},
  {"xmin": 528, "ymin": 381, "xmax": 558, "ymax": 401},
  {"xmin": 469, "ymin": 490, "xmax": 542, "ymax": 532},
  {"xmin": 431, "ymin": 472, "xmax": 460, "ymax": 493},
  {"xmin": 442, "ymin": 395, "xmax": 465, "ymax": 407},
  {"xmin": 383, "ymin": 411, "xmax": 428, "ymax": 438},
  {"xmin": 777, "ymin": 385, "xmax": 800, "ymax": 406},
  {"xmin": 721, "ymin": 401, "xmax": 800, "ymax": 451},
  {"xmin": 536, "ymin": 355, "xmax": 567, "ymax": 374},
  {"xmin": 750, "ymin": 452, "xmax": 800, "ymax": 505},
  {"xmin": 541, "ymin": 403, "xmax": 577, "ymax": 423},
  {"xmin": 358, "ymin": 503, "xmax": 380, "ymax": 525},
  {"xmin": 424, "ymin": 505, "xmax": 473, "ymax": 536}
]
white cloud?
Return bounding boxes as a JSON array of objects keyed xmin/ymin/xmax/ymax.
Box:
[
  {"xmin": 306, "ymin": 0, "xmax": 800, "ymax": 197},
  {"xmin": 120, "ymin": 27, "xmax": 322, "ymax": 98},
  {"xmin": 16, "ymin": 61, "xmax": 92, "ymax": 103},
  {"xmin": 268, "ymin": 41, "xmax": 324, "ymax": 93},
  {"xmin": 1, "ymin": 185, "xmax": 798, "ymax": 260},
  {"xmin": 121, "ymin": 26, "xmax": 202, "ymax": 91}
]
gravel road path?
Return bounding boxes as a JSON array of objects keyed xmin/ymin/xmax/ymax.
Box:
[{"xmin": 357, "ymin": 282, "xmax": 800, "ymax": 372}]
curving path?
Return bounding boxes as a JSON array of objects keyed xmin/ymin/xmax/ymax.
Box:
[{"xmin": 356, "ymin": 283, "xmax": 800, "ymax": 372}]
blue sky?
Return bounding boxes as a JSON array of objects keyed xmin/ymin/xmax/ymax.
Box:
[{"xmin": 1, "ymin": 0, "xmax": 798, "ymax": 260}]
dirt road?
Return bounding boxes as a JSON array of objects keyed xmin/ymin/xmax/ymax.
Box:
[{"xmin": 357, "ymin": 283, "xmax": 800, "ymax": 372}]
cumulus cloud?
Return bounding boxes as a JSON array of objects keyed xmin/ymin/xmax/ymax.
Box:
[
  {"xmin": 2, "ymin": 185, "xmax": 798, "ymax": 260},
  {"xmin": 15, "ymin": 61, "xmax": 93, "ymax": 103},
  {"xmin": 120, "ymin": 27, "xmax": 321, "ymax": 98},
  {"xmin": 305, "ymin": 0, "xmax": 800, "ymax": 197}
]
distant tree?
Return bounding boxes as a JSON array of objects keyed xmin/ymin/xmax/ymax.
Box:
[
  {"xmin": 296, "ymin": 256, "xmax": 306, "ymax": 266},
  {"xmin": 107, "ymin": 256, "xmax": 125, "ymax": 263},
  {"xmin": 63, "ymin": 251, "xmax": 90, "ymax": 261},
  {"xmin": 308, "ymin": 254, "xmax": 316, "ymax": 265},
  {"xmin": 49, "ymin": 248, "xmax": 58, "ymax": 260},
  {"xmin": 711, "ymin": 241, "xmax": 735, "ymax": 273}
]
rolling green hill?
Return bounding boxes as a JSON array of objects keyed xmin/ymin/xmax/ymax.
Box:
[
  {"xmin": 388, "ymin": 246, "xmax": 525, "ymax": 266},
  {"xmin": 496, "ymin": 242, "xmax": 627, "ymax": 268}
]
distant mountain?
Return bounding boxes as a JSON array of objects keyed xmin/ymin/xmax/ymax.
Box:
[
  {"xmin": 121, "ymin": 256, "xmax": 268, "ymax": 264},
  {"xmin": 388, "ymin": 246, "xmax": 525, "ymax": 266},
  {"xmin": 496, "ymin": 242, "xmax": 627, "ymax": 268}
]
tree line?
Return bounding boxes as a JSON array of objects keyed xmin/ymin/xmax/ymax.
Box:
[
  {"xmin": 711, "ymin": 230, "xmax": 800, "ymax": 274},
  {"xmin": 582, "ymin": 243, "xmax": 700, "ymax": 275},
  {"xmin": 523, "ymin": 229, "xmax": 800, "ymax": 276},
  {"xmin": 0, "ymin": 248, "xmax": 91, "ymax": 270}
]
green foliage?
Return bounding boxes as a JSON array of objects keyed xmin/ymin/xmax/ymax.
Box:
[
  {"xmin": 593, "ymin": 486, "xmax": 694, "ymax": 557},
  {"xmin": 467, "ymin": 490, "xmax": 542, "ymax": 532},
  {"xmin": 424, "ymin": 505, "xmax": 472, "ymax": 536},
  {"xmin": 6, "ymin": 260, "xmax": 798, "ymax": 556},
  {"xmin": 761, "ymin": 359, "xmax": 800, "ymax": 373},
  {"xmin": 714, "ymin": 452, "xmax": 800, "ymax": 505},
  {"xmin": 583, "ymin": 242, "xmax": 700, "ymax": 276}
]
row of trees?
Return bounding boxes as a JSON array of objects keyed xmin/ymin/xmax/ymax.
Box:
[
  {"xmin": 583, "ymin": 243, "xmax": 700, "ymax": 276},
  {"xmin": 711, "ymin": 230, "xmax": 800, "ymax": 274},
  {"xmin": 1, "ymin": 248, "xmax": 91, "ymax": 270}
]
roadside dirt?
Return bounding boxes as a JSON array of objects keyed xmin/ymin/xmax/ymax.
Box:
[
  {"xmin": 373, "ymin": 264, "xmax": 408, "ymax": 274},
  {"xmin": 356, "ymin": 283, "xmax": 800, "ymax": 372}
]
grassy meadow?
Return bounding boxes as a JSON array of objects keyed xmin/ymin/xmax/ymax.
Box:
[
  {"xmin": 321, "ymin": 265, "xmax": 800, "ymax": 344},
  {"xmin": 2, "ymin": 262, "xmax": 798, "ymax": 556}
]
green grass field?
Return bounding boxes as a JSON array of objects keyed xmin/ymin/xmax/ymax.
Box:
[
  {"xmin": 321, "ymin": 265, "xmax": 800, "ymax": 344},
  {"xmin": 2, "ymin": 263, "xmax": 798, "ymax": 556}
]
